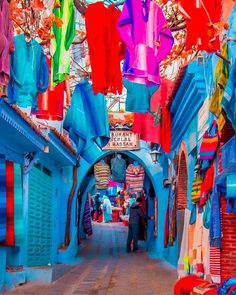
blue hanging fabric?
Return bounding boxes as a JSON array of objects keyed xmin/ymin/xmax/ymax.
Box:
[
  {"xmin": 189, "ymin": 203, "xmax": 196, "ymax": 225},
  {"xmin": 0, "ymin": 155, "xmax": 6, "ymax": 242},
  {"xmin": 226, "ymin": 174, "xmax": 236, "ymax": 213},
  {"xmin": 210, "ymin": 186, "xmax": 221, "ymax": 248}
]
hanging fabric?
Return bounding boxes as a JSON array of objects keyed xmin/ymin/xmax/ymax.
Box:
[
  {"xmin": 225, "ymin": 174, "xmax": 236, "ymax": 213},
  {"xmin": 125, "ymin": 163, "xmax": 145, "ymax": 193},
  {"xmin": 5, "ymin": 160, "xmax": 14, "ymax": 246},
  {"xmin": 36, "ymin": 56, "xmax": 70, "ymax": 121},
  {"xmin": 94, "ymin": 161, "xmax": 111, "ymax": 190},
  {"xmin": 132, "ymin": 78, "xmax": 173, "ymax": 152},
  {"xmin": 85, "ymin": 3, "xmax": 125, "ymax": 95},
  {"xmin": 118, "ymin": 0, "xmax": 174, "ymax": 86},
  {"xmin": 199, "ymin": 121, "xmax": 219, "ymax": 161},
  {"xmin": 51, "ymin": 0, "xmax": 76, "ymax": 85},
  {"xmin": 13, "ymin": 163, "xmax": 24, "ymax": 246},
  {"xmin": 63, "ymin": 80, "xmax": 110, "ymax": 154},
  {"xmin": 0, "ymin": 155, "xmax": 6, "ymax": 242},
  {"xmin": 209, "ymin": 43, "xmax": 229, "ymax": 130},
  {"xmin": 0, "ymin": 0, "xmax": 14, "ymax": 95},
  {"xmin": 199, "ymin": 164, "xmax": 215, "ymax": 206},
  {"xmin": 8, "ymin": 34, "xmax": 49, "ymax": 112},
  {"xmin": 83, "ymin": 197, "xmax": 93, "ymax": 236},
  {"xmin": 178, "ymin": 0, "xmax": 221, "ymax": 52},
  {"xmin": 222, "ymin": 60, "xmax": 236, "ymax": 132},
  {"xmin": 111, "ymin": 155, "xmax": 126, "ymax": 183}
]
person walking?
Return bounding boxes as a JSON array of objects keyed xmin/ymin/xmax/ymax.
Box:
[
  {"xmin": 102, "ymin": 195, "xmax": 112, "ymax": 223},
  {"xmin": 126, "ymin": 196, "xmax": 146, "ymax": 253}
]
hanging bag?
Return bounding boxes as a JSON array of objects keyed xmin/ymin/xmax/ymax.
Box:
[{"xmin": 199, "ymin": 121, "xmax": 219, "ymax": 160}]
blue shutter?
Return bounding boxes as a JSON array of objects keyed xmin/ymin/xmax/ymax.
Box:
[{"xmin": 27, "ymin": 165, "xmax": 53, "ymax": 267}]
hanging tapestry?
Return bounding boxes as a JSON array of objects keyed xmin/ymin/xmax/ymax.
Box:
[
  {"xmin": 0, "ymin": 155, "xmax": 6, "ymax": 242},
  {"xmin": 14, "ymin": 163, "xmax": 24, "ymax": 245},
  {"xmin": 5, "ymin": 160, "xmax": 14, "ymax": 246}
]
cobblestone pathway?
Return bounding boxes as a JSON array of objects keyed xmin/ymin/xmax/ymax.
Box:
[{"xmin": 7, "ymin": 223, "xmax": 177, "ymax": 295}]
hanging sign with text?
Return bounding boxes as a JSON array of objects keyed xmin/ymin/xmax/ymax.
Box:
[{"xmin": 103, "ymin": 131, "xmax": 140, "ymax": 150}]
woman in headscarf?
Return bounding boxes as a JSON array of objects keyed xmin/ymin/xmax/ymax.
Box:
[{"xmin": 102, "ymin": 195, "xmax": 112, "ymax": 223}]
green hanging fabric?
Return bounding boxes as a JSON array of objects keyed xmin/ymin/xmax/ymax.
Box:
[
  {"xmin": 14, "ymin": 163, "xmax": 24, "ymax": 246},
  {"xmin": 51, "ymin": 0, "xmax": 76, "ymax": 85}
]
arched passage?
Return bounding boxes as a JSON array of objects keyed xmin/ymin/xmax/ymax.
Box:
[{"xmin": 58, "ymin": 143, "xmax": 165, "ymax": 263}]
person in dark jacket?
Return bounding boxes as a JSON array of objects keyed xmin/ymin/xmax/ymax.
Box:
[
  {"xmin": 94, "ymin": 192, "xmax": 102, "ymax": 221},
  {"xmin": 126, "ymin": 196, "xmax": 146, "ymax": 252}
]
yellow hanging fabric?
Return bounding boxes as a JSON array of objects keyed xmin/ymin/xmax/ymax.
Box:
[{"xmin": 209, "ymin": 42, "xmax": 229, "ymax": 130}]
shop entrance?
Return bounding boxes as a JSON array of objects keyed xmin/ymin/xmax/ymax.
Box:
[{"xmin": 77, "ymin": 152, "xmax": 158, "ymax": 252}]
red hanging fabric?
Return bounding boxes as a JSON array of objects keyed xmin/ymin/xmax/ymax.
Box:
[
  {"xmin": 36, "ymin": 57, "xmax": 66, "ymax": 121},
  {"xmin": 132, "ymin": 78, "xmax": 173, "ymax": 152},
  {"xmin": 5, "ymin": 160, "xmax": 14, "ymax": 246},
  {"xmin": 178, "ymin": 0, "xmax": 222, "ymax": 52},
  {"xmin": 85, "ymin": 3, "xmax": 125, "ymax": 95}
]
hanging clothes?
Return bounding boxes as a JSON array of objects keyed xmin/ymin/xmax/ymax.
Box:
[
  {"xmin": 85, "ymin": 3, "xmax": 125, "ymax": 95},
  {"xmin": 36, "ymin": 57, "xmax": 70, "ymax": 121},
  {"xmin": 13, "ymin": 163, "xmax": 24, "ymax": 246},
  {"xmin": 178, "ymin": 209, "xmax": 191, "ymax": 277},
  {"xmin": 123, "ymin": 77, "xmax": 159, "ymax": 113},
  {"xmin": 5, "ymin": 160, "xmax": 14, "ymax": 246},
  {"xmin": 83, "ymin": 197, "xmax": 93, "ymax": 236},
  {"xmin": 222, "ymin": 60, "xmax": 236, "ymax": 131},
  {"xmin": 118, "ymin": 0, "xmax": 173, "ymax": 86},
  {"xmin": 125, "ymin": 164, "xmax": 145, "ymax": 193},
  {"xmin": 111, "ymin": 155, "xmax": 126, "ymax": 183},
  {"xmin": 8, "ymin": 34, "xmax": 49, "ymax": 112},
  {"xmin": 0, "ymin": 0, "xmax": 14, "ymax": 91},
  {"xmin": 132, "ymin": 78, "xmax": 173, "ymax": 152},
  {"xmin": 178, "ymin": 0, "xmax": 221, "ymax": 52},
  {"xmin": 209, "ymin": 43, "xmax": 229, "ymax": 130},
  {"xmin": 51, "ymin": 0, "xmax": 76, "ymax": 85},
  {"xmin": 63, "ymin": 80, "xmax": 110, "ymax": 154},
  {"xmin": 94, "ymin": 161, "xmax": 111, "ymax": 190},
  {"xmin": 199, "ymin": 164, "xmax": 215, "ymax": 206},
  {"xmin": 0, "ymin": 154, "xmax": 6, "ymax": 242}
]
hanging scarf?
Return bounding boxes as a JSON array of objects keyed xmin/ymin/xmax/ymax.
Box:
[
  {"xmin": 14, "ymin": 163, "xmax": 24, "ymax": 245},
  {"xmin": 5, "ymin": 160, "xmax": 14, "ymax": 246},
  {"xmin": 210, "ymin": 186, "xmax": 221, "ymax": 248},
  {"xmin": 0, "ymin": 155, "xmax": 6, "ymax": 242}
]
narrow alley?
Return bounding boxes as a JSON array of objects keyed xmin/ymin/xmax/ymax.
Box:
[{"xmin": 7, "ymin": 223, "xmax": 177, "ymax": 295}]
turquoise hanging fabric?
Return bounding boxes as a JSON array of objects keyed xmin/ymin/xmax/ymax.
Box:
[
  {"xmin": 203, "ymin": 199, "xmax": 211, "ymax": 229},
  {"xmin": 13, "ymin": 163, "xmax": 24, "ymax": 245},
  {"xmin": 226, "ymin": 174, "xmax": 236, "ymax": 213},
  {"xmin": 0, "ymin": 155, "xmax": 6, "ymax": 242}
]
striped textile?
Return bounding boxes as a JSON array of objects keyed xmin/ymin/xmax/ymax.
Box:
[
  {"xmin": 83, "ymin": 198, "xmax": 92, "ymax": 236},
  {"xmin": 94, "ymin": 162, "xmax": 110, "ymax": 190},
  {"xmin": 200, "ymin": 134, "xmax": 219, "ymax": 160},
  {"xmin": 14, "ymin": 163, "xmax": 24, "ymax": 245},
  {"xmin": 0, "ymin": 155, "xmax": 6, "ymax": 242},
  {"xmin": 125, "ymin": 164, "xmax": 145, "ymax": 193},
  {"xmin": 210, "ymin": 246, "xmax": 221, "ymax": 284},
  {"xmin": 5, "ymin": 161, "xmax": 14, "ymax": 246},
  {"xmin": 191, "ymin": 179, "xmax": 203, "ymax": 203}
]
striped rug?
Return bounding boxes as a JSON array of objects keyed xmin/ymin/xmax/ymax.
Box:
[
  {"xmin": 14, "ymin": 163, "xmax": 24, "ymax": 245},
  {"xmin": 5, "ymin": 161, "xmax": 14, "ymax": 246},
  {"xmin": 0, "ymin": 155, "xmax": 6, "ymax": 242}
]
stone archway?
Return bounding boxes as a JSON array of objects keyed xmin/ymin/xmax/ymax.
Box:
[{"xmin": 177, "ymin": 142, "xmax": 188, "ymax": 255}]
